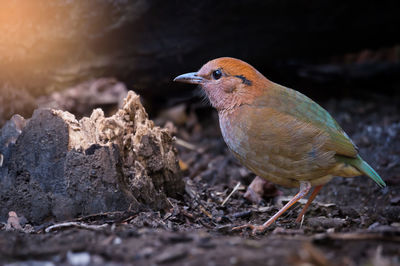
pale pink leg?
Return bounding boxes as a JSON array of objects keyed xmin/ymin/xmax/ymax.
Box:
[
  {"xmin": 233, "ymin": 181, "xmax": 311, "ymax": 235},
  {"xmin": 295, "ymin": 184, "xmax": 324, "ymax": 223}
]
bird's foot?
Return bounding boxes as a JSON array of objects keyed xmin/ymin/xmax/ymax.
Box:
[{"xmin": 232, "ymin": 223, "xmax": 268, "ymax": 235}]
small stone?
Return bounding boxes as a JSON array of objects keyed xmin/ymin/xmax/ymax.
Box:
[
  {"xmin": 67, "ymin": 251, "xmax": 91, "ymax": 266},
  {"xmin": 155, "ymin": 247, "xmax": 188, "ymax": 264},
  {"xmin": 390, "ymin": 196, "xmax": 400, "ymax": 205},
  {"xmin": 307, "ymin": 217, "xmax": 346, "ymax": 229},
  {"xmin": 113, "ymin": 237, "xmax": 122, "ymax": 245},
  {"xmin": 326, "ymin": 228, "xmax": 335, "ymax": 234}
]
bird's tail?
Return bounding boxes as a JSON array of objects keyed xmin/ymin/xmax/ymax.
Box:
[{"xmin": 335, "ymin": 155, "xmax": 386, "ymax": 188}]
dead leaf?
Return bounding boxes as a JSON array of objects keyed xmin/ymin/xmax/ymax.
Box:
[{"xmin": 6, "ymin": 211, "xmax": 23, "ymax": 231}]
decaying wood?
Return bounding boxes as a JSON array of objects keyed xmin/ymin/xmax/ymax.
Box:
[{"xmin": 0, "ymin": 91, "xmax": 184, "ymax": 224}]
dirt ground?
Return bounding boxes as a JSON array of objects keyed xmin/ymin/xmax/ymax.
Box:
[{"xmin": 1, "ymin": 96, "xmax": 399, "ymax": 265}]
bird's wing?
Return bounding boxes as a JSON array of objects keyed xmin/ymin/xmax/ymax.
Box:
[
  {"xmin": 228, "ymin": 105, "xmax": 337, "ymax": 182},
  {"xmin": 252, "ymin": 83, "xmax": 358, "ymax": 158}
]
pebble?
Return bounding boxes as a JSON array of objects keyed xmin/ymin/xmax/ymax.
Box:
[{"xmin": 66, "ymin": 251, "xmax": 91, "ymax": 266}]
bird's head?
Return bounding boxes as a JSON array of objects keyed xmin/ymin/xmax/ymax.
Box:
[{"xmin": 174, "ymin": 57, "xmax": 269, "ymax": 111}]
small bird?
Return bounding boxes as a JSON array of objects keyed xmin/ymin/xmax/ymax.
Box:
[{"xmin": 174, "ymin": 57, "xmax": 386, "ymax": 234}]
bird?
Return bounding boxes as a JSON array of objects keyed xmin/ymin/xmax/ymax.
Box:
[{"xmin": 174, "ymin": 57, "xmax": 386, "ymax": 235}]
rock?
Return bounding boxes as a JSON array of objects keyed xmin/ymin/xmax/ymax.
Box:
[
  {"xmin": 0, "ymin": 91, "xmax": 184, "ymax": 224},
  {"xmin": 154, "ymin": 245, "xmax": 188, "ymax": 264},
  {"xmin": 307, "ymin": 217, "xmax": 347, "ymax": 229},
  {"xmin": 67, "ymin": 251, "xmax": 91, "ymax": 266}
]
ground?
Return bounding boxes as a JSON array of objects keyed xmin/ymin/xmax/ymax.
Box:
[{"xmin": 1, "ymin": 96, "xmax": 399, "ymax": 265}]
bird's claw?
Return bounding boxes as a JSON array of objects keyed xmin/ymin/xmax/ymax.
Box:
[{"xmin": 232, "ymin": 224, "xmax": 267, "ymax": 235}]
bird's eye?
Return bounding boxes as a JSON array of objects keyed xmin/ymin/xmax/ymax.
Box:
[{"xmin": 212, "ymin": 69, "xmax": 222, "ymax": 80}]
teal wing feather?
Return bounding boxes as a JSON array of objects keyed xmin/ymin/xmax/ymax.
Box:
[
  {"xmin": 253, "ymin": 83, "xmax": 358, "ymax": 158},
  {"xmin": 336, "ymin": 155, "xmax": 386, "ymax": 187}
]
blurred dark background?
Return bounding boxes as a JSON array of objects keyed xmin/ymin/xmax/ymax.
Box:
[{"xmin": 0, "ymin": 0, "xmax": 399, "ymax": 124}]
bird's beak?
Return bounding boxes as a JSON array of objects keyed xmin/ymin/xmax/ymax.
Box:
[{"xmin": 173, "ymin": 72, "xmax": 203, "ymax": 84}]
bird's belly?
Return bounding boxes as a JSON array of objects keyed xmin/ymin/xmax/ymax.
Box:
[{"xmin": 219, "ymin": 111, "xmax": 335, "ymax": 187}]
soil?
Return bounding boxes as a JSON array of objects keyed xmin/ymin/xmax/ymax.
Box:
[{"xmin": 1, "ymin": 96, "xmax": 399, "ymax": 265}]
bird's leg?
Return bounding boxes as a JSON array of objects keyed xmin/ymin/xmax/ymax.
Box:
[
  {"xmin": 233, "ymin": 181, "xmax": 311, "ymax": 235},
  {"xmin": 295, "ymin": 184, "xmax": 324, "ymax": 223}
]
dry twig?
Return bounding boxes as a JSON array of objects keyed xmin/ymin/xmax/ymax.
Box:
[
  {"xmin": 45, "ymin": 222, "xmax": 108, "ymax": 233},
  {"xmin": 221, "ymin": 182, "xmax": 241, "ymax": 206},
  {"xmin": 175, "ymin": 138, "xmax": 201, "ymax": 152}
]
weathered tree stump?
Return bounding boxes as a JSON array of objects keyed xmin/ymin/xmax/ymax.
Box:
[{"xmin": 0, "ymin": 91, "xmax": 184, "ymax": 224}]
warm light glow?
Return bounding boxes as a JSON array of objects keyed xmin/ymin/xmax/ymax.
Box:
[{"xmin": 0, "ymin": 1, "xmax": 105, "ymax": 94}]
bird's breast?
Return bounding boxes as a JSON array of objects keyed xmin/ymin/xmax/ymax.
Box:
[{"xmin": 219, "ymin": 109, "xmax": 252, "ymax": 161}]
